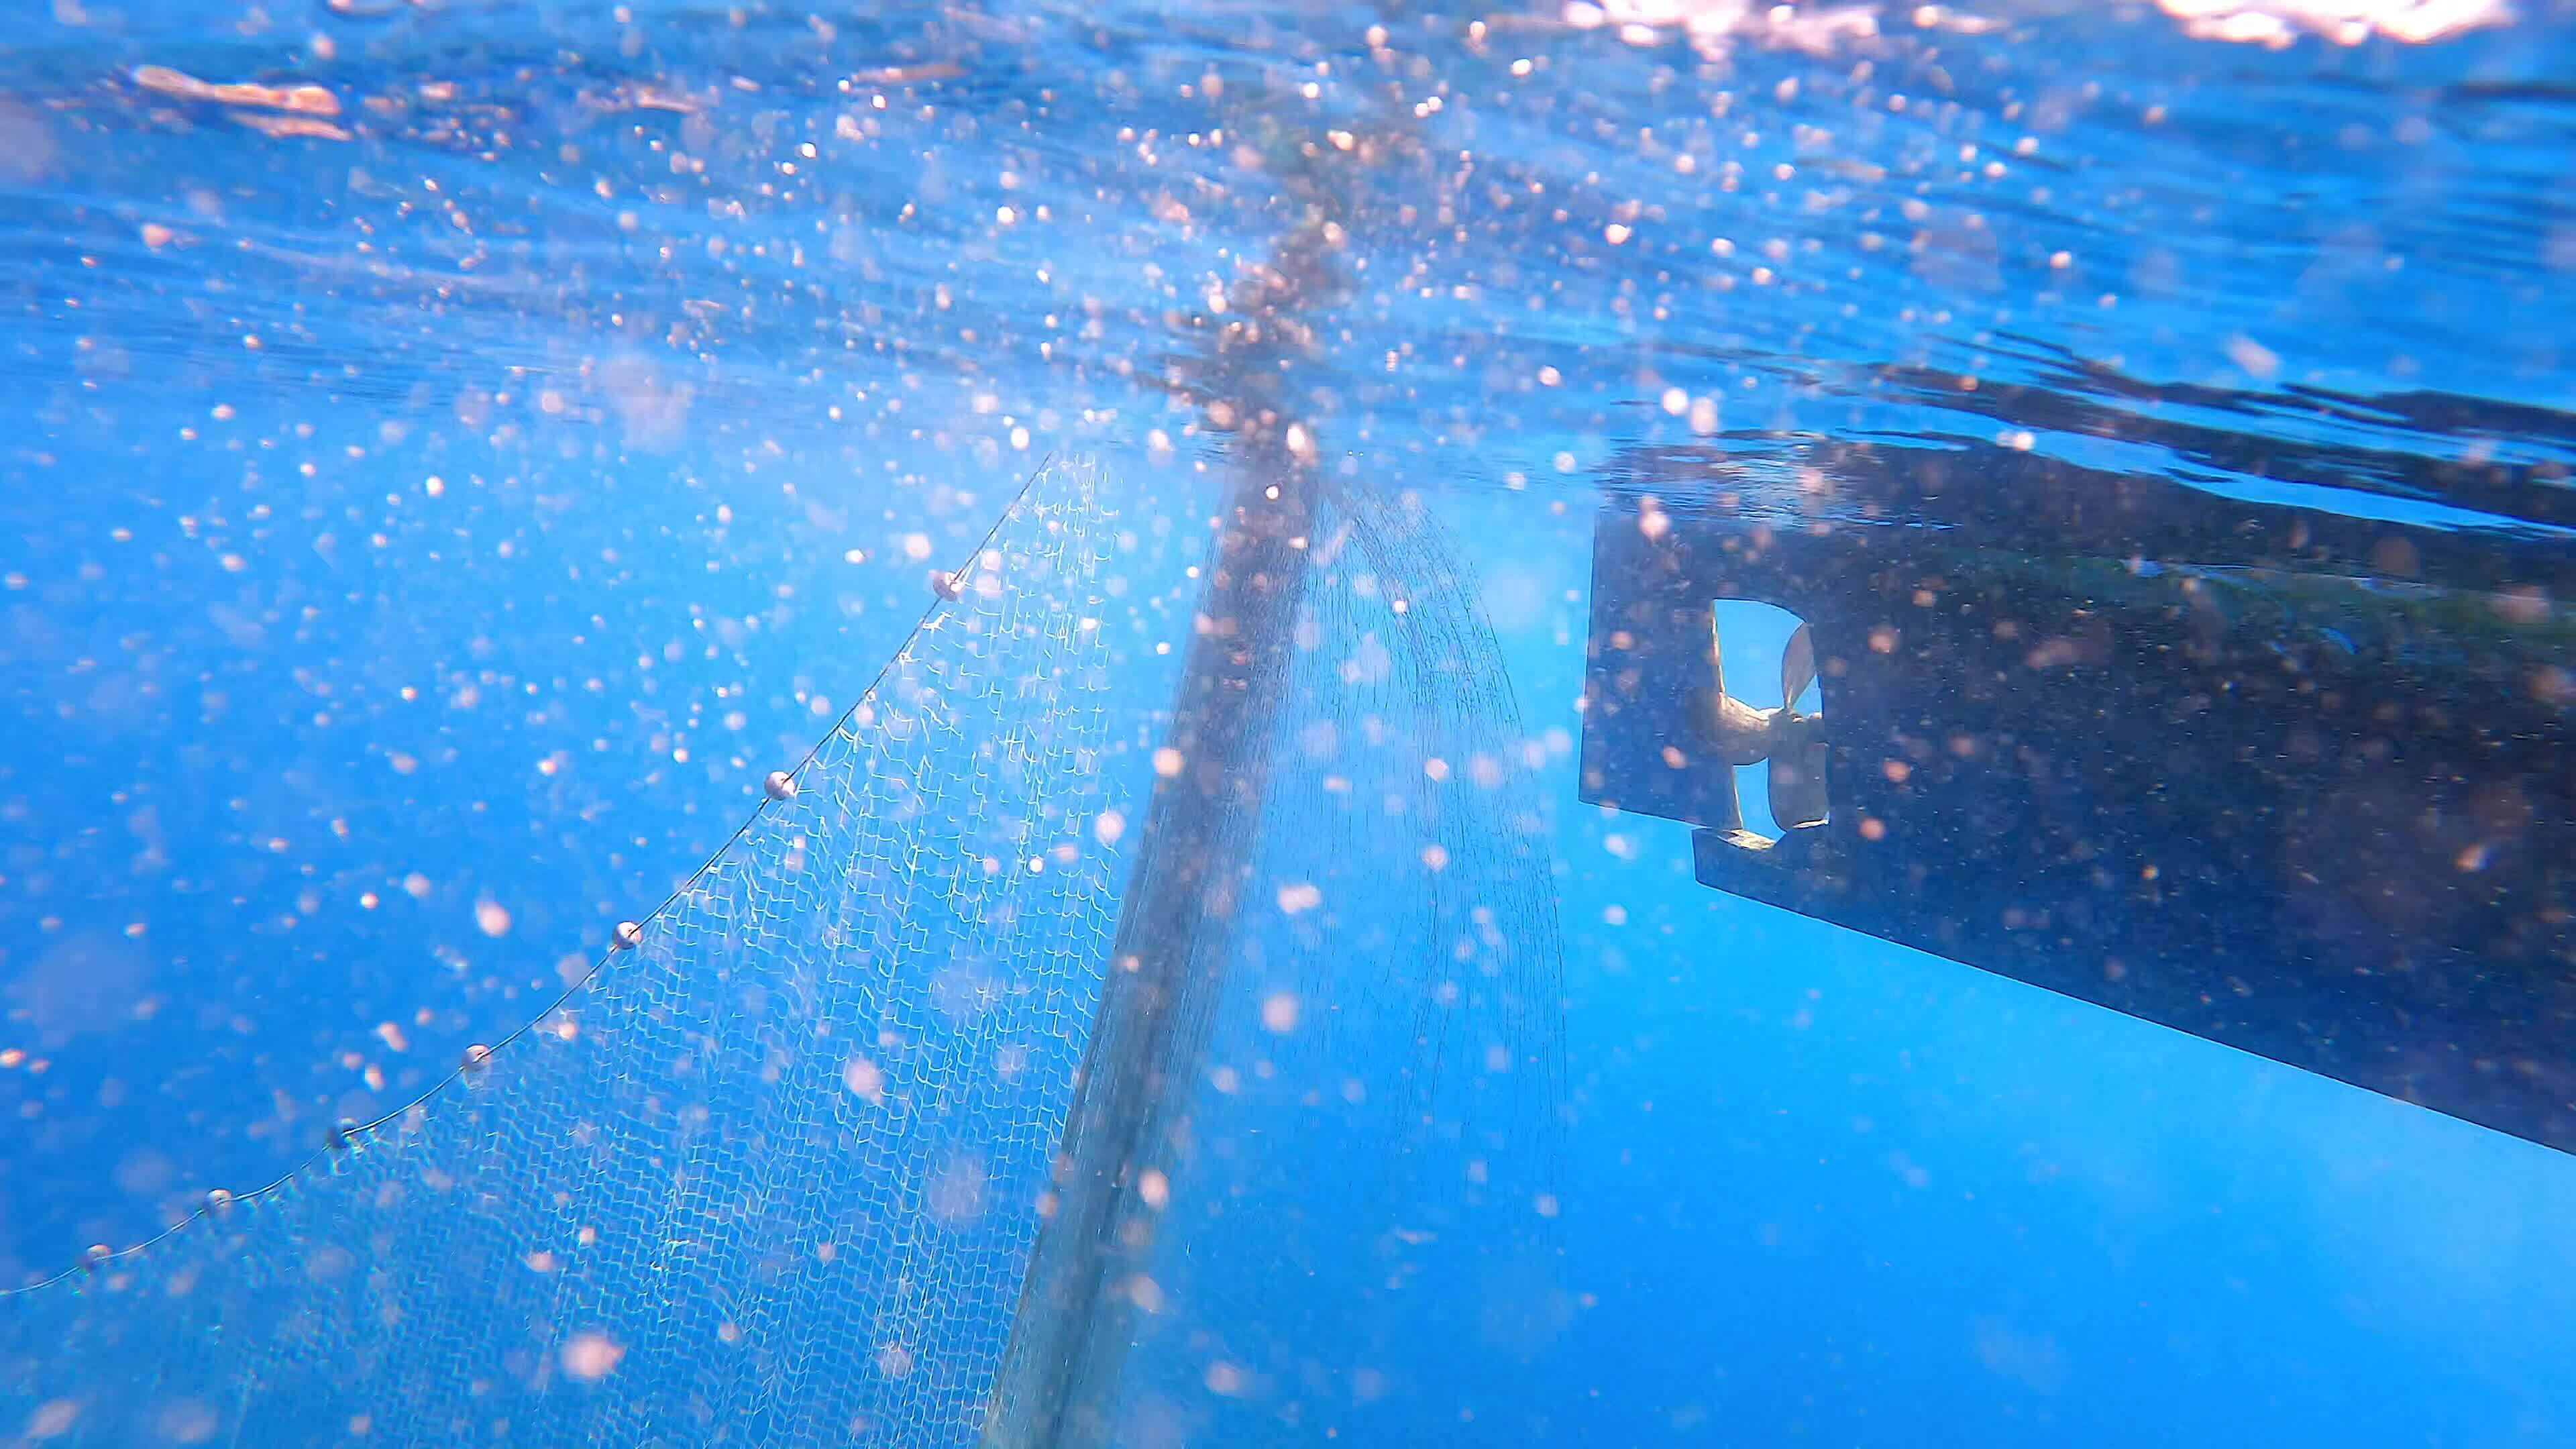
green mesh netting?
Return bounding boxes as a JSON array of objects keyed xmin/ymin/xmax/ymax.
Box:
[{"xmin": 0, "ymin": 457, "xmax": 1566, "ymax": 1448}]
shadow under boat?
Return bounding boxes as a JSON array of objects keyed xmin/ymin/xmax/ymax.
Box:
[{"xmin": 1581, "ymin": 436, "xmax": 2576, "ymax": 1154}]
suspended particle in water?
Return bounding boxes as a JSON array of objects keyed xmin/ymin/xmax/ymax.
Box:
[
  {"xmin": 764, "ymin": 769, "xmax": 798, "ymax": 802},
  {"xmin": 154, "ymin": 1400, "xmax": 217, "ymax": 1444},
  {"xmin": 926, "ymin": 1153, "xmax": 989, "ymax": 1226},
  {"xmin": 612, "ymin": 920, "xmax": 643, "ymax": 951},
  {"xmin": 560, "ymin": 1332, "xmax": 625, "ymax": 1381}
]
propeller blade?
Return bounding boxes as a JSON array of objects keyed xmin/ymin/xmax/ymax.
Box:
[
  {"xmin": 1682, "ymin": 684, "xmax": 1753, "ymax": 830},
  {"xmin": 1699, "ymin": 686, "xmax": 1786, "ymax": 768},
  {"xmin": 1769, "ymin": 738, "xmax": 1831, "ymax": 831},
  {"xmin": 1780, "ymin": 622, "xmax": 1817, "ymax": 716}
]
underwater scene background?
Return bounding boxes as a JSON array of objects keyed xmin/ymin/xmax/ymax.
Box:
[{"xmin": 3, "ymin": 0, "xmax": 2574, "ymax": 1444}]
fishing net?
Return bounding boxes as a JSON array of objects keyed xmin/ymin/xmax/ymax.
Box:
[
  {"xmin": 1, "ymin": 460, "xmax": 1126, "ymax": 1447},
  {"xmin": 1074, "ymin": 484, "xmax": 1572, "ymax": 1446},
  {"xmin": 0, "ymin": 457, "xmax": 1568, "ymax": 1448},
  {"xmin": 989, "ymin": 479, "xmax": 1570, "ymax": 1448}
]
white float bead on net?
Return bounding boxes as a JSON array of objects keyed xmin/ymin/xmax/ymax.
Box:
[
  {"xmin": 206, "ymin": 1188, "xmax": 233, "ymax": 1213},
  {"xmin": 929, "ymin": 568, "xmax": 963, "ymax": 600},
  {"xmin": 462, "ymin": 1043, "xmax": 492, "ymax": 1073},
  {"xmin": 81, "ymin": 1243, "xmax": 111, "ymax": 1272},
  {"xmin": 612, "ymin": 920, "xmax": 644, "ymax": 951},
  {"xmin": 764, "ymin": 769, "xmax": 798, "ymax": 802},
  {"xmin": 329, "ymin": 1118, "xmax": 358, "ymax": 1151}
]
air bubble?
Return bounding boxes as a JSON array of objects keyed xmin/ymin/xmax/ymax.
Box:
[{"xmin": 764, "ymin": 770, "xmax": 798, "ymax": 802}]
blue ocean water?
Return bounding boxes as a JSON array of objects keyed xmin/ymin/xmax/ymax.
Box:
[{"xmin": 3, "ymin": 1, "xmax": 2574, "ymax": 1444}]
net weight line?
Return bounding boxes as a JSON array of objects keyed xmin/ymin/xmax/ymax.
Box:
[{"xmin": 3, "ymin": 453, "xmax": 1063, "ymax": 1300}]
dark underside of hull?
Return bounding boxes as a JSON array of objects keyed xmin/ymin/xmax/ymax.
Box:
[{"xmin": 1581, "ymin": 438, "xmax": 2576, "ymax": 1154}]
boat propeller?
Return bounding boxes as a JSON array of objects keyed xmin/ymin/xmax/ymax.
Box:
[{"xmin": 1693, "ymin": 619, "xmax": 1830, "ymax": 833}]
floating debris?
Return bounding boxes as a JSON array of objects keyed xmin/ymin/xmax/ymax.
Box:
[{"xmin": 131, "ymin": 66, "xmax": 341, "ymax": 117}]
